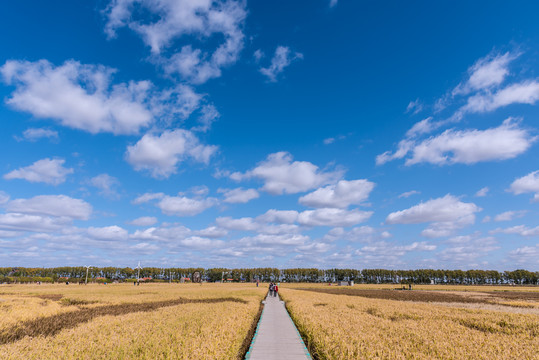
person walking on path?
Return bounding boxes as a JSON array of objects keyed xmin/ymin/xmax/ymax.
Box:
[
  {"xmin": 273, "ymin": 283, "xmax": 278, "ymax": 297},
  {"xmin": 269, "ymin": 282, "xmax": 274, "ymax": 297}
]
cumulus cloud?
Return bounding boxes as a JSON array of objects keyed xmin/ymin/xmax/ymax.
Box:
[
  {"xmin": 438, "ymin": 235, "xmax": 498, "ymax": 265},
  {"xmin": 4, "ymin": 158, "xmax": 73, "ymax": 185},
  {"xmin": 507, "ymin": 244, "xmax": 539, "ymax": 267},
  {"xmin": 260, "ymin": 46, "xmax": 303, "ymax": 82},
  {"xmin": 386, "ymin": 194, "xmax": 481, "ymax": 238},
  {"xmin": 132, "ymin": 192, "xmax": 165, "ymax": 205},
  {"xmin": 490, "ymin": 225, "xmax": 539, "ymax": 237},
  {"xmin": 126, "ymin": 129, "xmax": 217, "ymax": 178},
  {"xmin": 0, "ymin": 192, "xmax": 9, "ymax": 205},
  {"xmin": 16, "ymin": 128, "xmax": 58, "ymax": 142},
  {"xmin": 88, "ymin": 174, "xmax": 120, "ymax": 198},
  {"xmin": 452, "ymin": 52, "xmax": 517, "ymax": 96},
  {"xmin": 233, "ymin": 152, "xmax": 343, "ymax": 195},
  {"xmin": 88, "ymin": 225, "xmax": 128, "ymax": 241},
  {"xmin": 219, "ymin": 188, "xmax": 259, "ymax": 204},
  {"xmin": 0, "ymin": 213, "xmax": 71, "ymax": 233},
  {"xmin": 128, "ymin": 216, "xmax": 158, "ymax": 226},
  {"xmin": 494, "ymin": 210, "xmax": 526, "ymax": 222},
  {"xmin": 157, "ymin": 195, "xmax": 217, "ymax": 216},
  {"xmin": 398, "ymin": 190, "xmax": 420, "ymax": 198},
  {"xmin": 0, "ymin": 59, "xmax": 210, "ymax": 135},
  {"xmin": 298, "ymin": 208, "xmax": 372, "ymax": 227},
  {"xmin": 405, "ymin": 119, "xmax": 535, "ymax": 165},
  {"xmin": 256, "ymin": 209, "xmax": 299, "ymax": 224},
  {"xmin": 462, "ymin": 80, "xmax": 539, "ymax": 114},
  {"xmin": 509, "ymin": 170, "xmax": 539, "ymax": 202},
  {"xmin": 475, "ymin": 187, "xmax": 489, "ymax": 197},
  {"xmin": 299, "ymin": 179, "xmax": 375, "ymax": 208},
  {"xmin": 104, "ymin": 0, "xmax": 247, "ymax": 84},
  {"xmin": 216, "ymin": 216, "xmax": 258, "ymax": 232},
  {"xmin": 6, "ymin": 195, "xmax": 92, "ymax": 220}
]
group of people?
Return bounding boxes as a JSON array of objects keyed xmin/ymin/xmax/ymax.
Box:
[{"xmin": 268, "ymin": 282, "xmax": 279, "ymax": 297}]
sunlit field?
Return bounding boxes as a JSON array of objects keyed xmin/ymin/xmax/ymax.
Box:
[
  {"xmin": 0, "ymin": 283, "xmax": 266, "ymax": 360},
  {"xmin": 280, "ymin": 284, "xmax": 539, "ymax": 360}
]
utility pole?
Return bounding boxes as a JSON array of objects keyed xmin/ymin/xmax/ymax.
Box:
[
  {"xmin": 136, "ymin": 262, "xmax": 142, "ymax": 283},
  {"xmin": 85, "ymin": 265, "xmax": 92, "ymax": 284}
]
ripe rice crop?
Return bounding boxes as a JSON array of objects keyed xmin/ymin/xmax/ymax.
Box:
[
  {"xmin": 0, "ymin": 283, "xmax": 266, "ymax": 359},
  {"xmin": 280, "ymin": 286, "xmax": 539, "ymax": 360}
]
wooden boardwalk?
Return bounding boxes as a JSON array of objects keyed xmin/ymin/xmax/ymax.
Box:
[{"xmin": 245, "ymin": 293, "xmax": 311, "ymax": 360}]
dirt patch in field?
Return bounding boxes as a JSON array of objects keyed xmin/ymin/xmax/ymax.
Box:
[
  {"xmin": 295, "ymin": 288, "xmax": 489, "ymax": 303},
  {"xmin": 0, "ymin": 297, "xmax": 247, "ymax": 345},
  {"xmin": 31, "ymin": 294, "xmax": 64, "ymax": 301},
  {"xmin": 490, "ymin": 291, "xmax": 539, "ymax": 301},
  {"xmin": 427, "ymin": 302, "xmax": 539, "ymax": 315}
]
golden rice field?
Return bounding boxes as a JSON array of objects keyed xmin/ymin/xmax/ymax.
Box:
[
  {"xmin": 0, "ymin": 283, "xmax": 267, "ymax": 360},
  {"xmin": 280, "ymin": 284, "xmax": 539, "ymax": 360},
  {"xmin": 1, "ymin": 282, "xmax": 538, "ymax": 359}
]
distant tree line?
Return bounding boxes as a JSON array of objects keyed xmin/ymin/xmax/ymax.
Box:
[{"xmin": 0, "ymin": 267, "xmax": 537, "ymax": 285}]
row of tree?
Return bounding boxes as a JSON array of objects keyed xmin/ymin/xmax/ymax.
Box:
[{"xmin": 1, "ymin": 267, "xmax": 537, "ymax": 285}]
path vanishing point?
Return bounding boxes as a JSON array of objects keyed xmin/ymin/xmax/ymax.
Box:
[{"xmin": 245, "ymin": 293, "xmax": 311, "ymax": 360}]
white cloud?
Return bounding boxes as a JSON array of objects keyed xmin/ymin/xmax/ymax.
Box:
[
  {"xmin": 386, "ymin": 194, "xmax": 481, "ymax": 238},
  {"xmin": 376, "ymin": 139, "xmax": 414, "ymax": 165},
  {"xmin": 405, "ymin": 117, "xmax": 438, "ymax": 138},
  {"xmin": 1, "ymin": 60, "xmax": 152, "ymax": 135},
  {"xmin": 475, "ymin": 187, "xmax": 489, "ymax": 197},
  {"xmin": 157, "ymin": 195, "xmax": 217, "ymax": 216},
  {"xmin": 323, "ymin": 137, "xmax": 335, "ymax": 145},
  {"xmin": 126, "ymin": 129, "xmax": 217, "ymax": 178},
  {"xmin": 219, "ymin": 188, "xmax": 259, "ymax": 204},
  {"xmin": 509, "ymin": 170, "xmax": 539, "ymax": 202},
  {"xmin": 452, "ymin": 52, "xmax": 516, "ymax": 96},
  {"xmin": 0, "ymin": 60, "xmax": 207, "ymax": 135},
  {"xmin": 88, "ymin": 225, "xmax": 128, "ymax": 241},
  {"xmin": 405, "ymin": 119, "xmax": 535, "ymax": 165},
  {"xmin": 507, "ymin": 244, "xmax": 539, "ymax": 268},
  {"xmin": 235, "ymin": 152, "xmax": 343, "ymax": 195},
  {"xmin": 89, "ymin": 174, "xmax": 120, "ymax": 198},
  {"xmin": 494, "ymin": 210, "xmax": 526, "ymax": 222},
  {"xmin": 194, "ymin": 226, "xmax": 228, "ymax": 238},
  {"xmin": 0, "ymin": 192, "xmax": 10, "ymax": 205},
  {"xmin": 104, "ymin": 0, "xmax": 247, "ymax": 84},
  {"xmin": 128, "ymin": 216, "xmax": 158, "ymax": 226},
  {"xmin": 216, "ymin": 216, "xmax": 257, "ymax": 231},
  {"xmin": 0, "ymin": 213, "xmax": 71, "ymax": 233},
  {"xmin": 6, "ymin": 195, "xmax": 92, "ymax": 220},
  {"xmin": 490, "ymin": 225, "xmax": 539, "ymax": 237},
  {"xmin": 355, "ymin": 241, "xmax": 436, "ymax": 261},
  {"xmin": 260, "ymin": 46, "xmax": 303, "ymax": 82},
  {"xmin": 438, "ymin": 236, "xmax": 498, "ymax": 265},
  {"xmin": 132, "ymin": 192, "xmax": 165, "ymax": 204},
  {"xmin": 192, "ymin": 104, "xmax": 220, "ymax": 132},
  {"xmin": 4, "ymin": 158, "xmax": 73, "ymax": 185},
  {"xmin": 398, "ymin": 190, "xmax": 420, "ymax": 198},
  {"xmin": 298, "ymin": 208, "xmax": 372, "ymax": 227},
  {"xmin": 256, "ymin": 209, "xmax": 299, "ymax": 224},
  {"xmin": 462, "ymin": 80, "xmax": 539, "ymax": 114},
  {"xmin": 253, "ymin": 49, "xmax": 264, "ymax": 62},
  {"xmin": 406, "ymin": 99, "xmax": 423, "ymax": 114},
  {"xmin": 299, "ymin": 179, "xmax": 375, "ymax": 208},
  {"xmin": 17, "ymin": 128, "xmax": 58, "ymax": 142}
]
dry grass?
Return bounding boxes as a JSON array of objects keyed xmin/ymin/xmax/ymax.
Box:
[
  {"xmin": 0, "ymin": 283, "xmax": 266, "ymax": 359},
  {"xmin": 280, "ymin": 286, "xmax": 539, "ymax": 360}
]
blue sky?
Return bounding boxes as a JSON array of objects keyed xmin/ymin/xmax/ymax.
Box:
[{"xmin": 0, "ymin": 0, "xmax": 538, "ymax": 270}]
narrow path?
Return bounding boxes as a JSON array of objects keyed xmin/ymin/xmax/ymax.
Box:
[{"xmin": 245, "ymin": 293, "xmax": 311, "ymax": 360}]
